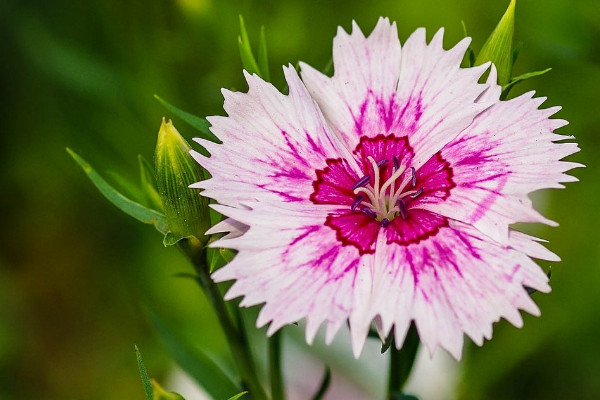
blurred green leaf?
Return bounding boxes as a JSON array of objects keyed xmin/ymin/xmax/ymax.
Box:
[
  {"xmin": 152, "ymin": 380, "xmax": 186, "ymax": 400},
  {"xmin": 257, "ymin": 26, "xmax": 270, "ymax": 82},
  {"xmin": 460, "ymin": 21, "xmax": 476, "ymax": 68},
  {"xmin": 238, "ymin": 15, "xmax": 262, "ymax": 77},
  {"xmin": 135, "ymin": 345, "xmax": 154, "ymax": 400},
  {"xmin": 475, "ymin": 0, "xmax": 515, "ymax": 85},
  {"xmin": 148, "ymin": 310, "xmax": 240, "ymax": 399},
  {"xmin": 311, "ymin": 366, "xmax": 331, "ymax": 400},
  {"xmin": 106, "ymin": 170, "xmax": 146, "ymax": 205},
  {"xmin": 154, "ymin": 95, "xmax": 218, "ymax": 143},
  {"xmin": 139, "ymin": 155, "xmax": 164, "ymax": 212},
  {"xmin": 67, "ymin": 148, "xmax": 168, "ymax": 233},
  {"xmin": 163, "ymin": 232, "xmax": 190, "ymax": 247},
  {"xmin": 501, "ymin": 68, "xmax": 552, "ymax": 100},
  {"xmin": 227, "ymin": 392, "xmax": 248, "ymax": 400}
]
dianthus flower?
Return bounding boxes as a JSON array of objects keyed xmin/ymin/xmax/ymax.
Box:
[{"xmin": 191, "ymin": 18, "xmax": 580, "ymax": 358}]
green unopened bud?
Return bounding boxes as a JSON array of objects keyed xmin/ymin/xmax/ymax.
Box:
[
  {"xmin": 155, "ymin": 118, "xmax": 209, "ymax": 245},
  {"xmin": 152, "ymin": 379, "xmax": 186, "ymax": 400},
  {"xmin": 475, "ymin": 0, "xmax": 515, "ymax": 86}
]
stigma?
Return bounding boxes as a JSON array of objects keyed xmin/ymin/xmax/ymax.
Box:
[{"xmin": 351, "ymin": 156, "xmax": 423, "ymax": 226}]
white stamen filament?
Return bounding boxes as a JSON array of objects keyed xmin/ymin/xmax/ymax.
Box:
[{"xmin": 352, "ymin": 156, "xmax": 420, "ymax": 221}]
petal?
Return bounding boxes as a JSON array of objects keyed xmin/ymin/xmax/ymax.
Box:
[
  {"xmin": 210, "ymin": 203, "xmax": 375, "ymax": 349},
  {"xmin": 367, "ymin": 221, "xmax": 550, "ymax": 359},
  {"xmin": 417, "ymin": 90, "xmax": 582, "ymax": 244},
  {"xmin": 301, "ymin": 23, "xmax": 492, "ymax": 168},
  {"xmin": 192, "ymin": 66, "xmax": 359, "ymax": 209}
]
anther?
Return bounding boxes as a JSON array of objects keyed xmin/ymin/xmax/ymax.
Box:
[
  {"xmin": 397, "ymin": 199, "xmax": 408, "ymax": 220},
  {"xmin": 409, "ymin": 187, "xmax": 424, "ymax": 199},
  {"xmin": 351, "ymin": 195, "xmax": 364, "ymax": 211},
  {"xmin": 361, "ymin": 206, "xmax": 378, "ymax": 219},
  {"xmin": 410, "ymin": 167, "xmax": 417, "ymax": 187},
  {"xmin": 393, "ymin": 156, "xmax": 399, "ymax": 170},
  {"xmin": 352, "ymin": 175, "xmax": 370, "ymax": 190},
  {"xmin": 377, "ymin": 159, "xmax": 388, "ymax": 167},
  {"xmin": 381, "ymin": 218, "xmax": 390, "ymax": 227}
]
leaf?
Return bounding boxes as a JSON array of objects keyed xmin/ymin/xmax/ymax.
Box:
[
  {"xmin": 380, "ymin": 331, "xmax": 394, "ymax": 354},
  {"xmin": 227, "ymin": 392, "xmax": 248, "ymax": 400},
  {"xmin": 163, "ymin": 232, "xmax": 189, "ymax": 247},
  {"xmin": 475, "ymin": 0, "xmax": 516, "ymax": 85},
  {"xmin": 135, "ymin": 345, "xmax": 154, "ymax": 400},
  {"xmin": 139, "ymin": 155, "xmax": 164, "ymax": 212},
  {"xmin": 152, "ymin": 380, "xmax": 186, "ymax": 400},
  {"xmin": 501, "ymin": 68, "xmax": 552, "ymax": 100},
  {"xmin": 106, "ymin": 170, "xmax": 146, "ymax": 205},
  {"xmin": 257, "ymin": 26, "xmax": 270, "ymax": 82},
  {"xmin": 238, "ymin": 15, "xmax": 261, "ymax": 77},
  {"xmin": 460, "ymin": 21, "xmax": 476, "ymax": 68},
  {"xmin": 148, "ymin": 310, "xmax": 240, "ymax": 399},
  {"xmin": 311, "ymin": 366, "xmax": 331, "ymax": 400},
  {"xmin": 153, "ymin": 95, "xmax": 217, "ymax": 142},
  {"xmin": 67, "ymin": 148, "xmax": 168, "ymax": 233}
]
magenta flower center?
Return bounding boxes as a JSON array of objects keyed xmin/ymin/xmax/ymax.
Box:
[{"xmin": 351, "ymin": 155, "xmax": 423, "ymax": 227}]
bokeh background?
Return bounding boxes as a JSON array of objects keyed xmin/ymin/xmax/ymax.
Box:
[{"xmin": 1, "ymin": 0, "xmax": 598, "ymax": 399}]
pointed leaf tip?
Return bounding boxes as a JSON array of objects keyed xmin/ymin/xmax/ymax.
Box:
[
  {"xmin": 67, "ymin": 148, "xmax": 168, "ymax": 233},
  {"xmin": 135, "ymin": 345, "xmax": 153, "ymax": 400},
  {"xmin": 475, "ymin": 0, "xmax": 516, "ymax": 85}
]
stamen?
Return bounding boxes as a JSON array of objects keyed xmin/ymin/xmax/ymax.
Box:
[
  {"xmin": 351, "ymin": 195, "xmax": 364, "ymax": 211},
  {"xmin": 352, "ymin": 175, "xmax": 370, "ymax": 190},
  {"xmin": 381, "ymin": 218, "xmax": 390, "ymax": 227},
  {"xmin": 410, "ymin": 167, "xmax": 417, "ymax": 187},
  {"xmin": 361, "ymin": 206, "xmax": 378, "ymax": 219},
  {"xmin": 393, "ymin": 156, "xmax": 399, "ymax": 170},
  {"xmin": 409, "ymin": 187, "xmax": 424, "ymax": 199},
  {"xmin": 397, "ymin": 199, "xmax": 408, "ymax": 220},
  {"xmin": 378, "ymin": 164, "xmax": 406, "ymax": 202}
]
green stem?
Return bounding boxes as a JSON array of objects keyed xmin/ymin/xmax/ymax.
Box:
[
  {"xmin": 268, "ymin": 331, "xmax": 284, "ymax": 400},
  {"xmin": 387, "ymin": 323, "xmax": 420, "ymax": 400},
  {"xmin": 180, "ymin": 239, "xmax": 269, "ymax": 400}
]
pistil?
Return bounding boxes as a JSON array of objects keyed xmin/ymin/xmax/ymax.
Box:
[{"xmin": 350, "ymin": 155, "xmax": 424, "ymax": 225}]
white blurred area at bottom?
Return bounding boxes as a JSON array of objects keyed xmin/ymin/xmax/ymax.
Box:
[{"xmin": 167, "ymin": 324, "xmax": 460, "ymax": 400}]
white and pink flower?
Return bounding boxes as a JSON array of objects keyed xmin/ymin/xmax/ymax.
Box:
[{"xmin": 191, "ymin": 18, "xmax": 580, "ymax": 359}]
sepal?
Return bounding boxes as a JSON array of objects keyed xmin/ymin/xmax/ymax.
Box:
[
  {"xmin": 475, "ymin": 0, "xmax": 516, "ymax": 85},
  {"xmin": 155, "ymin": 119, "xmax": 210, "ymax": 244}
]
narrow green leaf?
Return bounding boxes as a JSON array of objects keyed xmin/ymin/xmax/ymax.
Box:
[
  {"xmin": 106, "ymin": 170, "xmax": 146, "ymax": 205},
  {"xmin": 227, "ymin": 392, "xmax": 248, "ymax": 400},
  {"xmin": 139, "ymin": 155, "xmax": 164, "ymax": 212},
  {"xmin": 501, "ymin": 68, "xmax": 551, "ymax": 99},
  {"xmin": 67, "ymin": 148, "xmax": 168, "ymax": 233},
  {"xmin": 163, "ymin": 232, "xmax": 190, "ymax": 247},
  {"xmin": 257, "ymin": 25, "xmax": 270, "ymax": 81},
  {"xmin": 381, "ymin": 331, "xmax": 394, "ymax": 354},
  {"xmin": 512, "ymin": 41, "xmax": 523, "ymax": 65},
  {"xmin": 148, "ymin": 310, "xmax": 240, "ymax": 399},
  {"xmin": 135, "ymin": 345, "xmax": 154, "ymax": 400},
  {"xmin": 311, "ymin": 367, "xmax": 331, "ymax": 400},
  {"xmin": 153, "ymin": 95, "xmax": 217, "ymax": 142},
  {"xmin": 152, "ymin": 380, "xmax": 186, "ymax": 400},
  {"xmin": 321, "ymin": 58, "xmax": 333, "ymax": 76},
  {"xmin": 238, "ymin": 15, "xmax": 261, "ymax": 76},
  {"xmin": 460, "ymin": 21, "xmax": 476, "ymax": 68},
  {"xmin": 475, "ymin": 0, "xmax": 516, "ymax": 85}
]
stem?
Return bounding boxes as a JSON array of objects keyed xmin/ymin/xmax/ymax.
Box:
[
  {"xmin": 180, "ymin": 239, "xmax": 269, "ymax": 400},
  {"xmin": 268, "ymin": 331, "xmax": 285, "ymax": 400},
  {"xmin": 387, "ymin": 323, "xmax": 420, "ymax": 400}
]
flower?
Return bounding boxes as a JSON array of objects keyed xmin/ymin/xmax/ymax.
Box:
[{"xmin": 190, "ymin": 18, "xmax": 580, "ymax": 359}]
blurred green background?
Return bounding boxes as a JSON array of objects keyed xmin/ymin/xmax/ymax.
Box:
[{"xmin": 1, "ymin": 0, "xmax": 598, "ymax": 399}]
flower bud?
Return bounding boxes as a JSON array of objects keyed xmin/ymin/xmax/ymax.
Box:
[{"xmin": 155, "ymin": 118, "xmax": 210, "ymax": 244}]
